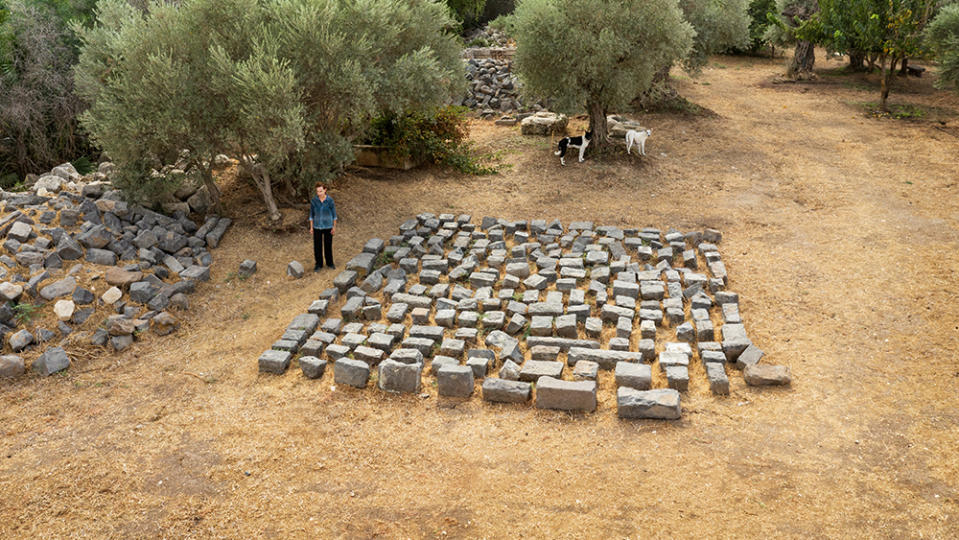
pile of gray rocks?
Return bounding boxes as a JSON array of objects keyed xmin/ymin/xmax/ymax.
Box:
[
  {"xmin": 462, "ymin": 57, "xmax": 535, "ymax": 113},
  {"xmin": 259, "ymin": 213, "xmax": 791, "ymax": 420},
  {"xmin": 0, "ymin": 162, "xmax": 230, "ymax": 378},
  {"xmin": 463, "ymin": 25, "xmax": 513, "ymax": 48}
]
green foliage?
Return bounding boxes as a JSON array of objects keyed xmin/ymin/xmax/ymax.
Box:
[
  {"xmin": 736, "ymin": 0, "xmax": 778, "ymax": 52},
  {"xmin": 680, "ymin": 0, "xmax": 752, "ymax": 71},
  {"xmin": 75, "ymin": 0, "xmax": 465, "ymax": 216},
  {"xmin": 0, "ymin": 0, "xmax": 97, "ymax": 184},
  {"xmin": 927, "ymin": 4, "xmax": 959, "ymax": 91},
  {"xmin": 764, "ymin": 0, "xmax": 818, "ymax": 47},
  {"xmin": 446, "ymin": 0, "xmax": 487, "ymax": 22},
  {"xmin": 512, "ymin": 0, "xmax": 694, "ymax": 138},
  {"xmin": 800, "ymin": 0, "xmax": 936, "ymax": 108},
  {"xmin": 13, "ymin": 302, "xmax": 41, "ymax": 326},
  {"xmin": 366, "ymin": 106, "xmax": 498, "ymax": 175}
]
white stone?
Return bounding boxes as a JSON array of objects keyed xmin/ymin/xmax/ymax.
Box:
[
  {"xmin": 0, "ymin": 282, "xmax": 23, "ymax": 301},
  {"xmin": 101, "ymin": 286, "xmax": 122, "ymax": 305},
  {"xmin": 54, "ymin": 299, "xmax": 75, "ymax": 321},
  {"xmin": 35, "ymin": 174, "xmax": 64, "ymax": 192}
]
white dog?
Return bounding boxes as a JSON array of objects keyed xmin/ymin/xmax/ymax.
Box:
[{"xmin": 625, "ymin": 128, "xmax": 652, "ymax": 156}]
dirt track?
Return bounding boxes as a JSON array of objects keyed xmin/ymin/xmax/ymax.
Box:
[{"xmin": 1, "ymin": 53, "xmax": 958, "ymax": 538}]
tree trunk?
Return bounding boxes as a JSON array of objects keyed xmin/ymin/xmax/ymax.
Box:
[
  {"xmin": 633, "ymin": 64, "xmax": 680, "ymax": 110},
  {"xmin": 879, "ymin": 54, "xmax": 891, "ymax": 112},
  {"xmin": 847, "ymin": 50, "xmax": 866, "ymax": 71},
  {"xmin": 586, "ymin": 100, "xmax": 609, "ymax": 155},
  {"xmin": 198, "ymin": 164, "xmax": 223, "ymax": 216},
  {"xmin": 787, "ymin": 40, "xmax": 816, "ymax": 80},
  {"xmin": 867, "ymin": 52, "xmax": 878, "ymax": 72},
  {"xmin": 899, "ymin": 57, "xmax": 909, "ymax": 76},
  {"xmin": 241, "ymin": 155, "xmax": 281, "ymax": 222}
]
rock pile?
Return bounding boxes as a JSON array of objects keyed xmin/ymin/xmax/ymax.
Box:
[
  {"xmin": 259, "ymin": 213, "xmax": 791, "ymax": 419},
  {"xmin": 462, "ymin": 58, "xmax": 531, "ymax": 113},
  {"xmin": 0, "ymin": 161, "xmax": 231, "ymax": 377},
  {"xmin": 463, "ymin": 25, "xmax": 513, "ymax": 48}
]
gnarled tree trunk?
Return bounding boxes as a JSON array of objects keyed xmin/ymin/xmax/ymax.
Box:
[
  {"xmin": 198, "ymin": 164, "xmax": 223, "ymax": 215},
  {"xmin": 241, "ymin": 154, "xmax": 281, "ymax": 222},
  {"xmin": 586, "ymin": 100, "xmax": 610, "ymax": 155},
  {"xmin": 787, "ymin": 40, "xmax": 816, "ymax": 80}
]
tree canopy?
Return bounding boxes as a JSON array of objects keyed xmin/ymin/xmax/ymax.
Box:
[
  {"xmin": 926, "ymin": 3, "xmax": 959, "ymax": 91},
  {"xmin": 74, "ymin": 0, "xmax": 464, "ymax": 220},
  {"xmin": 511, "ymin": 0, "xmax": 694, "ymax": 150}
]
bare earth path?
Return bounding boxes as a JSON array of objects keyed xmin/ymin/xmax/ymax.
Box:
[{"xmin": 2, "ymin": 54, "xmax": 958, "ymax": 538}]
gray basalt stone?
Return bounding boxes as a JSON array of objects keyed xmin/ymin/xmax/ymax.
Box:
[
  {"xmin": 498, "ymin": 359, "xmax": 521, "ymax": 380},
  {"xmin": 535, "ymin": 376, "xmax": 596, "ymax": 412},
  {"xmin": 615, "ymin": 361, "xmax": 651, "ymax": 390},
  {"xmin": 743, "ymin": 364, "xmax": 791, "ymax": 386},
  {"xmin": 0, "ymin": 354, "xmax": 25, "ymax": 377},
  {"xmin": 437, "ymin": 364, "xmax": 474, "ymax": 397},
  {"xmin": 735, "ymin": 343, "xmax": 764, "ymax": 370},
  {"xmin": 706, "ymin": 362, "xmax": 729, "ymax": 394},
  {"xmin": 482, "ymin": 378, "xmax": 531, "ymax": 403},
  {"xmin": 378, "ymin": 359, "xmax": 422, "ymax": 393},
  {"xmin": 572, "ymin": 360, "xmax": 598, "ymax": 381},
  {"xmin": 258, "ymin": 349, "xmax": 291, "ymax": 374},
  {"xmin": 519, "ymin": 360, "xmax": 564, "ymax": 382},
  {"xmin": 567, "ymin": 347, "xmax": 644, "ymax": 369},
  {"xmin": 334, "ymin": 358, "xmax": 370, "ymax": 387},
  {"xmin": 617, "ymin": 387, "xmax": 682, "ymax": 420},
  {"xmin": 39, "ymin": 276, "xmax": 76, "ymax": 300},
  {"xmin": 299, "ymin": 356, "xmax": 327, "ymax": 379}
]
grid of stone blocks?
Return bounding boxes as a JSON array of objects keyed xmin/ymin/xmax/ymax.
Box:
[{"xmin": 258, "ymin": 214, "xmax": 784, "ymax": 420}]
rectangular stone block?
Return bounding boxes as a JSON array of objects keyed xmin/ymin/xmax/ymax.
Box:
[
  {"xmin": 525, "ymin": 337, "xmax": 600, "ymax": 352},
  {"xmin": 615, "ymin": 361, "xmax": 651, "ymax": 390},
  {"xmin": 353, "ymin": 345, "xmax": 384, "ymax": 364},
  {"xmin": 334, "ymin": 358, "xmax": 370, "ymax": 387},
  {"xmin": 567, "ymin": 347, "xmax": 644, "ymax": 369},
  {"xmin": 519, "ymin": 360, "xmax": 564, "ymax": 382},
  {"xmin": 744, "ymin": 364, "xmax": 791, "ymax": 386},
  {"xmin": 665, "ymin": 365, "xmax": 689, "ymax": 391},
  {"xmin": 390, "ymin": 348, "xmax": 424, "ymax": 365},
  {"xmin": 706, "ymin": 362, "xmax": 729, "ymax": 395},
  {"xmin": 258, "ymin": 349, "xmax": 291, "ymax": 374},
  {"xmin": 736, "ymin": 343, "xmax": 764, "ymax": 370},
  {"xmin": 437, "ymin": 365, "xmax": 474, "ymax": 397},
  {"xmin": 378, "ymin": 359, "xmax": 422, "ymax": 393},
  {"xmin": 617, "ymin": 388, "xmax": 681, "ymax": 420},
  {"xmin": 535, "ymin": 377, "xmax": 596, "ymax": 412},
  {"xmin": 482, "ymin": 378, "xmax": 532, "ymax": 403}
]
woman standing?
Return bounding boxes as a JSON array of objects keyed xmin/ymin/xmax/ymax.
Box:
[{"xmin": 308, "ymin": 182, "xmax": 337, "ymax": 271}]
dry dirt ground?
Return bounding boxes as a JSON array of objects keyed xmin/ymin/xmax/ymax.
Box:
[{"xmin": 2, "ymin": 53, "xmax": 959, "ymax": 538}]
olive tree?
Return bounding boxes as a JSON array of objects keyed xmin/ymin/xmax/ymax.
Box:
[
  {"xmin": 766, "ymin": 0, "xmax": 819, "ymax": 80},
  {"xmin": 75, "ymin": 0, "xmax": 463, "ymax": 221},
  {"xmin": 927, "ymin": 3, "xmax": 959, "ymax": 91},
  {"xmin": 511, "ymin": 0, "xmax": 694, "ymax": 152}
]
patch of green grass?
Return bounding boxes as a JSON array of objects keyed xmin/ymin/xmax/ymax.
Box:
[
  {"xmin": 13, "ymin": 302, "xmax": 42, "ymax": 326},
  {"xmin": 859, "ymin": 101, "xmax": 928, "ymax": 120}
]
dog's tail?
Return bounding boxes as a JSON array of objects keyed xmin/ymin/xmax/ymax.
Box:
[{"xmin": 553, "ymin": 150, "xmax": 561, "ymax": 156}]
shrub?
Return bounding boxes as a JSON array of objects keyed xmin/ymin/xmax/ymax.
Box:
[
  {"xmin": 0, "ymin": 0, "xmax": 96, "ymax": 185},
  {"xmin": 366, "ymin": 106, "xmax": 495, "ymax": 174}
]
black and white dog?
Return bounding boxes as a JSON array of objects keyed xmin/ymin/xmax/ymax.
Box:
[{"xmin": 554, "ymin": 131, "xmax": 592, "ymax": 165}]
